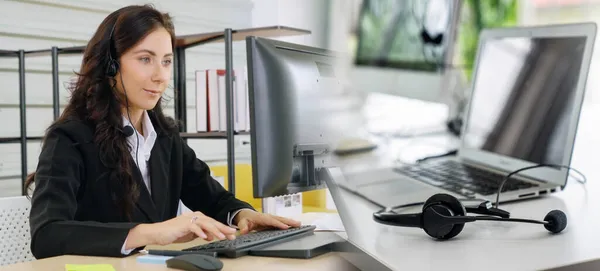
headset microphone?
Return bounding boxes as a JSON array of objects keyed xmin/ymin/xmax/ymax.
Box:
[
  {"xmin": 373, "ymin": 193, "xmax": 568, "ymax": 240},
  {"xmin": 119, "ymin": 125, "xmax": 134, "ymax": 137}
]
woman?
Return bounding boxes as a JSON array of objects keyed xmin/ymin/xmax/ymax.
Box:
[{"xmin": 26, "ymin": 4, "xmax": 300, "ymax": 259}]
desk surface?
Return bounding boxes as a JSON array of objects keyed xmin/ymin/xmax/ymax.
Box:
[
  {"xmin": 0, "ymin": 248, "xmax": 355, "ymax": 271},
  {"xmin": 328, "ymin": 103, "xmax": 600, "ymax": 271},
  {"xmin": 0, "ymin": 217, "xmax": 357, "ymax": 271}
]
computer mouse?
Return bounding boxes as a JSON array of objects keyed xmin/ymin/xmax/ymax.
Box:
[{"xmin": 165, "ymin": 254, "xmax": 224, "ymax": 271}]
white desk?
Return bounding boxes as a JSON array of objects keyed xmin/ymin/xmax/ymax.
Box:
[{"xmin": 328, "ymin": 103, "xmax": 600, "ymax": 271}]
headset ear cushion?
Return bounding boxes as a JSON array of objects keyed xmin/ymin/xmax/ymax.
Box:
[
  {"xmin": 423, "ymin": 193, "xmax": 467, "ymax": 239},
  {"xmin": 420, "ymin": 29, "xmax": 443, "ymax": 45},
  {"xmin": 106, "ymin": 59, "xmax": 118, "ymax": 77},
  {"xmin": 420, "ymin": 29, "xmax": 431, "ymax": 43}
]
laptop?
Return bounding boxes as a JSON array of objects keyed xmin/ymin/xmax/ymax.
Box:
[{"xmin": 337, "ymin": 23, "xmax": 597, "ymax": 208}]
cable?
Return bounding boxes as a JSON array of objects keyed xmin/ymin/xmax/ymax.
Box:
[
  {"xmin": 120, "ymin": 72, "xmax": 139, "ymax": 168},
  {"xmin": 495, "ymin": 164, "xmax": 587, "ymax": 209},
  {"xmin": 380, "ymin": 201, "xmax": 424, "ymax": 214},
  {"xmin": 463, "ymin": 215, "xmax": 548, "ymax": 225},
  {"xmin": 377, "ymin": 197, "xmax": 497, "ymax": 218}
]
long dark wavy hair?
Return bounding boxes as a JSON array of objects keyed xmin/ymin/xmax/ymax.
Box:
[{"xmin": 24, "ymin": 4, "xmax": 179, "ymax": 220}]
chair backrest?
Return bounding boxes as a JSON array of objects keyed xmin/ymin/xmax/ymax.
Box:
[{"xmin": 0, "ymin": 196, "xmax": 35, "ymax": 266}]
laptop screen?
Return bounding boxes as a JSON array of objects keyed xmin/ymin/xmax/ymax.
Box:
[{"xmin": 462, "ymin": 36, "xmax": 587, "ymax": 165}]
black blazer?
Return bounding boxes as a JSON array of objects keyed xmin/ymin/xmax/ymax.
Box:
[{"xmin": 28, "ymin": 115, "xmax": 254, "ymax": 259}]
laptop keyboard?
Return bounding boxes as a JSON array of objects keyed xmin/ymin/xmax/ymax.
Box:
[{"xmin": 394, "ymin": 160, "xmax": 539, "ymax": 198}]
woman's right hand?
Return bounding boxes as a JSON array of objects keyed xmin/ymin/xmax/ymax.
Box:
[
  {"xmin": 153, "ymin": 211, "xmax": 237, "ymax": 245},
  {"xmin": 125, "ymin": 211, "xmax": 237, "ymax": 249}
]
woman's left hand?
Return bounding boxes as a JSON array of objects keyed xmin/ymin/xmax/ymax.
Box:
[{"xmin": 233, "ymin": 209, "xmax": 302, "ymax": 235}]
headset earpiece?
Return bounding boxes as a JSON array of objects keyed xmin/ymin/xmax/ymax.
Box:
[
  {"xmin": 106, "ymin": 58, "xmax": 119, "ymax": 77},
  {"xmin": 105, "ymin": 21, "xmax": 119, "ymax": 78},
  {"xmin": 420, "ymin": 29, "xmax": 444, "ymax": 45},
  {"xmin": 422, "ymin": 194, "xmax": 466, "ymax": 239}
]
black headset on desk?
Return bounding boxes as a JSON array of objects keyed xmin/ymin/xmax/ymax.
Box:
[{"xmin": 373, "ymin": 164, "xmax": 586, "ymax": 240}]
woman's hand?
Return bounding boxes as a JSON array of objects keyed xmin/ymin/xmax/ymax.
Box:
[
  {"xmin": 233, "ymin": 209, "xmax": 302, "ymax": 235},
  {"xmin": 154, "ymin": 211, "xmax": 238, "ymax": 245},
  {"xmin": 125, "ymin": 211, "xmax": 237, "ymax": 249}
]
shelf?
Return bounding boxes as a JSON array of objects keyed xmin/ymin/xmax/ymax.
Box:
[
  {"xmin": 176, "ymin": 25, "xmax": 311, "ymax": 48},
  {"xmin": 58, "ymin": 46, "xmax": 86, "ymax": 55},
  {"xmin": 180, "ymin": 131, "xmax": 250, "ymax": 139},
  {"xmin": 25, "ymin": 46, "xmax": 86, "ymax": 57},
  {"xmin": 0, "ymin": 136, "xmax": 43, "ymax": 143},
  {"xmin": 0, "ymin": 50, "xmax": 17, "ymax": 57},
  {"xmin": 21, "ymin": 26, "xmax": 311, "ymax": 57}
]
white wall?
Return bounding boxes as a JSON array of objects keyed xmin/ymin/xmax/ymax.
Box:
[{"xmin": 250, "ymin": 0, "xmax": 329, "ymax": 48}]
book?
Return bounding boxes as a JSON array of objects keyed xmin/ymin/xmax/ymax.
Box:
[
  {"xmin": 207, "ymin": 69, "xmax": 220, "ymax": 132},
  {"xmin": 195, "ymin": 70, "xmax": 208, "ymax": 132}
]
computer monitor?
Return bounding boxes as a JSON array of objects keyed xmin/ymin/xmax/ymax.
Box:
[
  {"xmin": 245, "ymin": 36, "xmax": 354, "ymax": 198},
  {"xmin": 349, "ymin": 0, "xmax": 462, "ymax": 103}
]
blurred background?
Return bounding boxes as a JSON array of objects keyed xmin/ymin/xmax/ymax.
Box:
[{"xmin": 2, "ymin": 0, "xmax": 600, "ymax": 199}]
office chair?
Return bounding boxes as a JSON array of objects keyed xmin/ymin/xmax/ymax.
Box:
[{"xmin": 0, "ymin": 196, "xmax": 35, "ymax": 266}]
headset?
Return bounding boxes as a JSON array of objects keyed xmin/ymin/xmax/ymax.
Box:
[
  {"xmin": 417, "ymin": 0, "xmax": 448, "ymax": 45},
  {"xmin": 412, "ymin": 0, "xmax": 452, "ymax": 68},
  {"xmin": 421, "ymin": 30, "xmax": 444, "ymax": 46},
  {"xmin": 373, "ymin": 164, "xmax": 586, "ymax": 240},
  {"xmin": 106, "ymin": 18, "xmax": 140, "ymax": 168},
  {"xmin": 373, "ymin": 193, "xmax": 567, "ymax": 240}
]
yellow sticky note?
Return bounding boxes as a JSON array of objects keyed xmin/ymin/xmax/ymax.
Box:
[{"xmin": 65, "ymin": 264, "xmax": 116, "ymax": 271}]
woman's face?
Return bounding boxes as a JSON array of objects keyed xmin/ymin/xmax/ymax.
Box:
[{"xmin": 115, "ymin": 27, "xmax": 173, "ymax": 111}]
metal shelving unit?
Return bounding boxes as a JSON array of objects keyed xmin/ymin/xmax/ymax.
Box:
[
  {"xmin": 1, "ymin": 47, "xmax": 82, "ymax": 195},
  {"xmin": 180, "ymin": 131, "xmax": 250, "ymax": 139},
  {"xmin": 1, "ymin": 25, "xmax": 309, "ymax": 196},
  {"xmin": 172, "ymin": 26, "xmax": 310, "ymax": 195},
  {"xmin": 0, "ymin": 49, "xmax": 28, "ymax": 195}
]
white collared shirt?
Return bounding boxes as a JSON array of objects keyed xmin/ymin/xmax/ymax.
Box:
[
  {"xmin": 120, "ymin": 111, "xmax": 247, "ymax": 255},
  {"xmin": 123, "ymin": 111, "xmax": 157, "ymax": 194}
]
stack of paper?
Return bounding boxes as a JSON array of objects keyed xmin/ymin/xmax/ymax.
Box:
[
  {"xmin": 262, "ymin": 193, "xmax": 303, "ymax": 218},
  {"xmin": 310, "ymin": 213, "xmax": 345, "ymax": 232}
]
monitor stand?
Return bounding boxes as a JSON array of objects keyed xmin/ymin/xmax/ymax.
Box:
[
  {"xmin": 287, "ymin": 143, "xmax": 329, "ymax": 193},
  {"xmin": 248, "ymin": 231, "xmax": 346, "ymax": 259},
  {"xmin": 251, "ymin": 166, "xmax": 345, "ymax": 259}
]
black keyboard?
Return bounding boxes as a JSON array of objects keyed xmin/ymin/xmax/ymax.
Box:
[
  {"xmin": 182, "ymin": 225, "xmax": 316, "ymax": 258},
  {"xmin": 394, "ymin": 160, "xmax": 539, "ymax": 198}
]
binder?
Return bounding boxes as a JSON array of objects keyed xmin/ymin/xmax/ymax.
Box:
[
  {"xmin": 195, "ymin": 68, "xmax": 251, "ymax": 132},
  {"xmin": 195, "ymin": 70, "xmax": 208, "ymax": 132}
]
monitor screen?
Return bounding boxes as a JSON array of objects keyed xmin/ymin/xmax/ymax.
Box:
[
  {"xmin": 354, "ymin": 0, "xmax": 457, "ymax": 71},
  {"xmin": 462, "ymin": 36, "xmax": 587, "ymax": 165}
]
